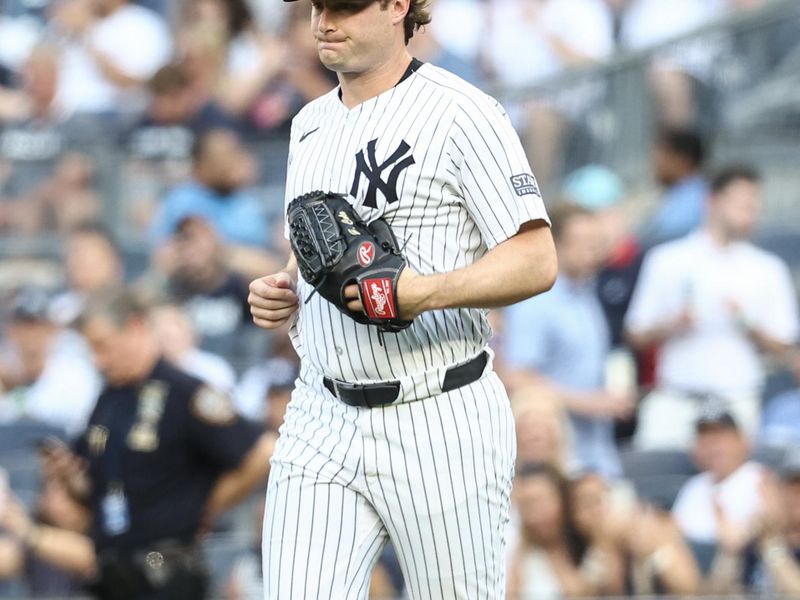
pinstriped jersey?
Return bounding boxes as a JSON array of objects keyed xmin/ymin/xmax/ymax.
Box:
[{"xmin": 285, "ymin": 62, "xmax": 549, "ymax": 385}]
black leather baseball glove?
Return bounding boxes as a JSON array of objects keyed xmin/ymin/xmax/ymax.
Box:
[{"xmin": 287, "ymin": 190, "xmax": 412, "ymax": 332}]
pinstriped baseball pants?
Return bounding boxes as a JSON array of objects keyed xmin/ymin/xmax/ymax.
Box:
[{"xmin": 261, "ymin": 371, "xmax": 516, "ymax": 599}]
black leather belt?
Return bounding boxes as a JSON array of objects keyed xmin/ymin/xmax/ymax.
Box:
[{"xmin": 323, "ymin": 351, "xmax": 488, "ymax": 408}]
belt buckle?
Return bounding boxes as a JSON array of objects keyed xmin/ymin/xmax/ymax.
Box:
[{"xmin": 332, "ymin": 380, "xmax": 370, "ymax": 407}]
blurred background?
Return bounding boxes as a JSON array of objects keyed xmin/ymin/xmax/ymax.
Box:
[{"xmin": 1, "ymin": 0, "xmax": 800, "ymax": 598}]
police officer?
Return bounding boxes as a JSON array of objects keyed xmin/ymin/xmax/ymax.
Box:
[{"xmin": 3, "ymin": 288, "xmax": 274, "ymax": 600}]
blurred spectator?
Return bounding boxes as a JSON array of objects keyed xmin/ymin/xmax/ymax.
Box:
[
  {"xmin": 622, "ymin": 501, "xmax": 702, "ymax": 595},
  {"xmin": 427, "ymin": 0, "xmax": 484, "ymax": 66},
  {"xmin": 640, "ymin": 127, "xmax": 708, "ymax": 249},
  {"xmin": 51, "ymin": 222, "xmax": 124, "ymax": 326},
  {"xmin": 0, "ymin": 287, "xmax": 100, "ymax": 438},
  {"xmin": 484, "ymin": 0, "xmax": 613, "ymax": 183},
  {"xmin": 1, "ymin": 287, "xmax": 276, "ymax": 599},
  {"xmin": 407, "ymin": 22, "xmax": 483, "ymax": 87},
  {"xmin": 149, "ymin": 300, "xmax": 237, "ymax": 393},
  {"xmin": 760, "ymin": 349, "xmax": 800, "ymax": 447},
  {"xmin": 619, "ymin": 0, "xmax": 730, "ymax": 52},
  {"xmin": 746, "ymin": 451, "xmax": 800, "ymax": 595},
  {"xmin": 148, "ymin": 128, "xmax": 268, "ymax": 248},
  {"xmin": 626, "ymin": 167, "xmax": 799, "ymax": 448},
  {"xmin": 671, "ymin": 403, "xmax": 764, "ymax": 549},
  {"xmin": 0, "ymin": 44, "xmax": 102, "ymax": 235},
  {"xmin": 0, "ymin": 7, "xmax": 40, "ymax": 79},
  {"xmin": 270, "ymin": 4, "xmax": 340, "ymax": 113},
  {"xmin": 509, "ymin": 384, "xmax": 575, "ymax": 474},
  {"xmin": 180, "ymin": 0, "xmax": 286, "ymax": 120},
  {"xmin": 562, "ymin": 165, "xmax": 643, "ymax": 349},
  {"xmin": 51, "ymin": 0, "xmax": 172, "ymax": 117},
  {"xmin": 150, "ymin": 215, "xmax": 269, "ymax": 359},
  {"xmin": 563, "ymin": 165, "xmax": 646, "ymax": 439},
  {"xmin": 569, "ymin": 473, "xmax": 631, "ymax": 595},
  {"xmin": 570, "ymin": 468, "xmax": 702, "ymax": 596},
  {"xmin": 0, "ymin": 151, "xmax": 101, "ymax": 235},
  {"xmin": 619, "ymin": 0, "xmax": 728, "ymax": 127},
  {"xmin": 507, "ymin": 462, "xmax": 610, "ymax": 598},
  {"xmin": 504, "ymin": 203, "xmax": 633, "ymax": 478},
  {"xmin": 234, "ymin": 321, "xmax": 298, "ymax": 422},
  {"xmin": 702, "ymin": 449, "xmax": 800, "ymax": 595},
  {"xmin": 246, "ymin": 5, "xmax": 337, "ymax": 134},
  {"xmin": 128, "ymin": 62, "xmax": 242, "ymax": 161},
  {"xmin": 0, "ymin": 479, "xmax": 89, "ymax": 596},
  {"xmin": 620, "ymin": 0, "xmax": 765, "ymax": 128},
  {"xmin": 0, "ymin": 44, "xmax": 61, "ymax": 125},
  {"xmin": 484, "ymin": 0, "xmax": 613, "ymax": 90},
  {"xmin": 259, "ymin": 373, "xmax": 293, "ymax": 435},
  {"xmin": 176, "ymin": 0, "xmax": 337, "ymax": 135}
]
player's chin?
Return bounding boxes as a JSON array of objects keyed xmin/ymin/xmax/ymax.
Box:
[{"xmin": 318, "ymin": 49, "xmax": 349, "ymax": 70}]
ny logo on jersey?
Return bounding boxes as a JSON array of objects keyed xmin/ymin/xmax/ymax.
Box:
[{"xmin": 350, "ymin": 138, "xmax": 415, "ymax": 208}]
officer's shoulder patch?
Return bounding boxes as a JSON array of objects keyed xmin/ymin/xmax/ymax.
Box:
[{"xmin": 191, "ymin": 386, "xmax": 237, "ymax": 426}]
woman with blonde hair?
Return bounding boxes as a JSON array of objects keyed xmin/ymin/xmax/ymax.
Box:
[{"xmin": 510, "ymin": 383, "xmax": 576, "ymax": 475}]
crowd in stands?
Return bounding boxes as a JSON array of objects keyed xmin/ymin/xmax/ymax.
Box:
[{"xmin": 1, "ymin": 0, "xmax": 799, "ymax": 598}]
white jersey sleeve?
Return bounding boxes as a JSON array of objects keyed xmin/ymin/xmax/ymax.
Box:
[{"xmin": 451, "ymin": 98, "xmax": 550, "ymax": 248}]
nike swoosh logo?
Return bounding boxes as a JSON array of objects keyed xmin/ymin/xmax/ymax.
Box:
[{"xmin": 299, "ymin": 127, "xmax": 320, "ymax": 143}]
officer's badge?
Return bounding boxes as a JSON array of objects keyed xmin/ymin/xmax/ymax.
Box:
[
  {"xmin": 88, "ymin": 425, "xmax": 110, "ymax": 456},
  {"xmin": 191, "ymin": 387, "xmax": 236, "ymax": 426},
  {"xmin": 128, "ymin": 424, "xmax": 159, "ymax": 452},
  {"xmin": 128, "ymin": 382, "xmax": 167, "ymax": 452}
]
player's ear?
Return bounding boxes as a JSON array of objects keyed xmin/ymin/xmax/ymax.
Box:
[{"xmin": 389, "ymin": 0, "xmax": 410, "ymax": 26}]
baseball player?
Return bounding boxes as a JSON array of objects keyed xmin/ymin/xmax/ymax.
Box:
[{"xmin": 248, "ymin": 0, "xmax": 557, "ymax": 597}]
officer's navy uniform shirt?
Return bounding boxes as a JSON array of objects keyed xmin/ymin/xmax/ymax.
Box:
[{"xmin": 75, "ymin": 358, "xmax": 261, "ymax": 552}]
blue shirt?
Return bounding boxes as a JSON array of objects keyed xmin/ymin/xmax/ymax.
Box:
[
  {"xmin": 643, "ymin": 174, "xmax": 709, "ymax": 248},
  {"xmin": 149, "ymin": 180, "xmax": 268, "ymax": 248},
  {"xmin": 760, "ymin": 390, "xmax": 800, "ymax": 446},
  {"xmin": 504, "ymin": 275, "xmax": 621, "ymax": 478}
]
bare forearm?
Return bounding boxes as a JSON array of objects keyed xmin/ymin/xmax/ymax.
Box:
[
  {"xmin": 761, "ymin": 539, "xmax": 800, "ymax": 594},
  {"xmin": 747, "ymin": 328, "xmax": 794, "ymax": 362},
  {"xmin": 626, "ymin": 323, "xmax": 678, "ymax": 351},
  {"xmin": 0, "ymin": 537, "xmax": 23, "ymax": 579},
  {"xmin": 704, "ymin": 550, "xmax": 744, "ymax": 595},
  {"xmin": 655, "ymin": 544, "xmax": 701, "ymax": 595},
  {"xmin": 27, "ymin": 526, "xmax": 96, "ymax": 578},
  {"xmin": 205, "ymin": 433, "xmax": 275, "ymax": 519},
  {"xmin": 89, "ymin": 49, "xmax": 140, "ymax": 88},
  {"xmin": 409, "ymin": 220, "xmax": 556, "ymax": 314}
]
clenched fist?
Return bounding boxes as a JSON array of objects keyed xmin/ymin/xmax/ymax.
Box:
[{"xmin": 249, "ymin": 272, "xmax": 299, "ymax": 329}]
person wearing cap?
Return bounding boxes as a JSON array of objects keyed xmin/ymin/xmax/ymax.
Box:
[
  {"xmin": 563, "ymin": 165, "xmax": 644, "ymax": 351},
  {"xmin": 671, "ymin": 402, "xmax": 765, "ymax": 560},
  {"xmin": 625, "ymin": 165, "xmax": 800, "ymax": 449},
  {"xmin": 701, "ymin": 448, "xmax": 800, "ymax": 595},
  {"xmin": 563, "ymin": 165, "xmax": 651, "ymax": 440},
  {"xmin": 0, "ymin": 287, "xmax": 100, "ymax": 437},
  {"xmin": 248, "ymin": 0, "xmax": 558, "ymax": 597}
]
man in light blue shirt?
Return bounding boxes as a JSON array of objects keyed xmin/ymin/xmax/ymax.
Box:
[
  {"xmin": 642, "ymin": 127, "xmax": 709, "ymax": 248},
  {"xmin": 504, "ymin": 203, "xmax": 633, "ymax": 478},
  {"xmin": 149, "ymin": 129, "xmax": 268, "ymax": 248}
]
